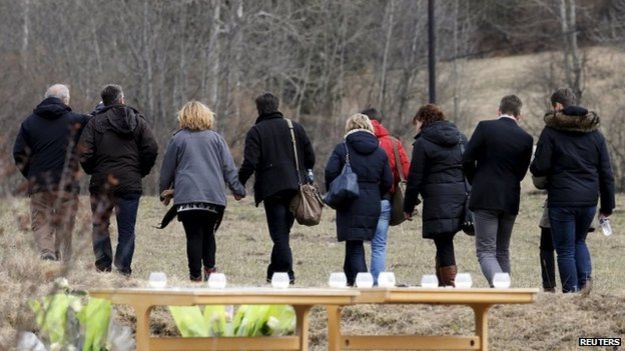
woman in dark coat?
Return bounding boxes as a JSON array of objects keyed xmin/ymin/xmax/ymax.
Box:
[
  {"xmin": 403, "ymin": 104, "xmax": 468, "ymax": 286},
  {"xmin": 325, "ymin": 114, "xmax": 393, "ymax": 286}
]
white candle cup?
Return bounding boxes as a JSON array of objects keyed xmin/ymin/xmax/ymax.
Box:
[
  {"xmin": 355, "ymin": 273, "xmax": 374, "ymax": 288},
  {"xmin": 328, "ymin": 272, "xmax": 348, "ymax": 288},
  {"xmin": 207, "ymin": 273, "xmax": 227, "ymax": 289},
  {"xmin": 271, "ymin": 272, "xmax": 290, "ymax": 289},
  {"xmin": 377, "ymin": 272, "xmax": 397, "ymax": 288},
  {"xmin": 455, "ymin": 273, "xmax": 473, "ymax": 288},
  {"xmin": 148, "ymin": 272, "xmax": 167, "ymax": 288},
  {"xmin": 492, "ymin": 272, "xmax": 511, "ymax": 289},
  {"xmin": 420, "ymin": 274, "xmax": 439, "ymax": 288}
]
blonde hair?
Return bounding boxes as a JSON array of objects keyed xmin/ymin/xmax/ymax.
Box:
[
  {"xmin": 345, "ymin": 113, "xmax": 374, "ymax": 134},
  {"xmin": 178, "ymin": 101, "xmax": 214, "ymax": 131}
]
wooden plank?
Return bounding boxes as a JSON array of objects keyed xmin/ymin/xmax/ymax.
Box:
[
  {"xmin": 149, "ymin": 336, "xmax": 300, "ymax": 351},
  {"xmin": 354, "ymin": 288, "xmax": 538, "ymax": 305},
  {"xmin": 340, "ymin": 335, "xmax": 480, "ymax": 350}
]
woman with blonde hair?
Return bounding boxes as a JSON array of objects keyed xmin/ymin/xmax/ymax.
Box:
[
  {"xmin": 325, "ymin": 113, "xmax": 392, "ymax": 286},
  {"xmin": 160, "ymin": 101, "xmax": 246, "ymax": 281}
]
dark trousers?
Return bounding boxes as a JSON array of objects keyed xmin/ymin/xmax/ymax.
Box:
[
  {"xmin": 549, "ymin": 206, "xmax": 595, "ymax": 293},
  {"xmin": 540, "ymin": 228, "xmax": 556, "ymax": 289},
  {"xmin": 433, "ymin": 233, "xmax": 456, "ymax": 267},
  {"xmin": 178, "ymin": 210, "xmax": 220, "ymax": 280},
  {"xmin": 344, "ymin": 240, "xmax": 367, "ymax": 286},
  {"xmin": 263, "ymin": 194, "xmax": 296, "ymax": 282},
  {"xmin": 90, "ymin": 192, "xmax": 140, "ymax": 275}
]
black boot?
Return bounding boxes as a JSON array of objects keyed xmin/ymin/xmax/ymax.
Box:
[{"xmin": 540, "ymin": 249, "xmax": 556, "ymax": 292}]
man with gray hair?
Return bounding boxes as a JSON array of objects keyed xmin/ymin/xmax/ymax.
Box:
[
  {"xmin": 80, "ymin": 84, "xmax": 158, "ymax": 276},
  {"xmin": 13, "ymin": 84, "xmax": 89, "ymax": 261}
]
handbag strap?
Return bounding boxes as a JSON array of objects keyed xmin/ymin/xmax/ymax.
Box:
[
  {"xmin": 286, "ymin": 119, "xmax": 303, "ymax": 186},
  {"xmin": 391, "ymin": 138, "xmax": 406, "ymax": 182},
  {"xmin": 457, "ymin": 134, "xmax": 470, "ymax": 194},
  {"xmin": 344, "ymin": 142, "xmax": 351, "ymax": 166}
]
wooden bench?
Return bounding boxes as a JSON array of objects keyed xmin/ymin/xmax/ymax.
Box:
[
  {"xmin": 89, "ymin": 287, "xmax": 359, "ymax": 351},
  {"xmin": 325, "ymin": 288, "xmax": 538, "ymax": 351}
]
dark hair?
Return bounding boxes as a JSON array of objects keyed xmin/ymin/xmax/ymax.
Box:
[
  {"xmin": 361, "ymin": 108, "xmax": 382, "ymax": 122},
  {"xmin": 550, "ymin": 88, "xmax": 576, "ymax": 108},
  {"xmin": 255, "ymin": 93, "xmax": 279, "ymax": 115},
  {"xmin": 413, "ymin": 104, "xmax": 445, "ymax": 127},
  {"xmin": 101, "ymin": 84, "xmax": 124, "ymax": 106},
  {"xmin": 499, "ymin": 95, "xmax": 523, "ymax": 117}
]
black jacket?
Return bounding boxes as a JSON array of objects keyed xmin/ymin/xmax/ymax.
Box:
[
  {"xmin": 530, "ymin": 106, "xmax": 615, "ymax": 215},
  {"xmin": 463, "ymin": 117, "xmax": 533, "ymax": 215},
  {"xmin": 79, "ymin": 105, "xmax": 158, "ymax": 195},
  {"xmin": 404, "ymin": 121, "xmax": 468, "ymax": 238},
  {"xmin": 238, "ymin": 112, "xmax": 315, "ymax": 205},
  {"xmin": 325, "ymin": 130, "xmax": 393, "ymax": 242},
  {"xmin": 13, "ymin": 97, "xmax": 89, "ymax": 194}
]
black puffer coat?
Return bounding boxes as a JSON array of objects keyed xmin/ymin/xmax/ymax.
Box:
[
  {"xmin": 79, "ymin": 105, "xmax": 158, "ymax": 195},
  {"xmin": 404, "ymin": 121, "xmax": 468, "ymax": 238},
  {"xmin": 325, "ymin": 130, "xmax": 393, "ymax": 242},
  {"xmin": 530, "ymin": 106, "xmax": 615, "ymax": 215}
]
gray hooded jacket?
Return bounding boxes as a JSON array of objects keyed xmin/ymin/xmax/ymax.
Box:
[{"xmin": 159, "ymin": 129, "xmax": 245, "ymax": 207}]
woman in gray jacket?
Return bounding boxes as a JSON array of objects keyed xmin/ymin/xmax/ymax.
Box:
[{"xmin": 160, "ymin": 101, "xmax": 246, "ymax": 281}]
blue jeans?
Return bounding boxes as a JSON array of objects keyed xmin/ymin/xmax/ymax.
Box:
[
  {"xmin": 549, "ymin": 206, "xmax": 595, "ymax": 293},
  {"xmin": 371, "ymin": 200, "xmax": 391, "ymax": 285},
  {"xmin": 91, "ymin": 192, "xmax": 141, "ymax": 275}
]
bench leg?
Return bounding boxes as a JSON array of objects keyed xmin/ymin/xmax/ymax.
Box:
[
  {"xmin": 134, "ymin": 304, "xmax": 153, "ymax": 351},
  {"xmin": 294, "ymin": 305, "xmax": 312, "ymax": 351},
  {"xmin": 326, "ymin": 306, "xmax": 342, "ymax": 351},
  {"xmin": 472, "ymin": 305, "xmax": 491, "ymax": 351}
]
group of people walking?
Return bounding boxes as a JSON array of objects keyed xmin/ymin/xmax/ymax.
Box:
[{"xmin": 13, "ymin": 84, "xmax": 614, "ymax": 293}]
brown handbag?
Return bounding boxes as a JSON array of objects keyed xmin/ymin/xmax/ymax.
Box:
[
  {"xmin": 286, "ymin": 119, "xmax": 324, "ymax": 226},
  {"xmin": 390, "ymin": 138, "xmax": 407, "ymax": 226}
]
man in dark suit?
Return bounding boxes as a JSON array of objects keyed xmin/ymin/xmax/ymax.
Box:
[
  {"xmin": 463, "ymin": 95, "xmax": 533, "ymax": 286},
  {"xmin": 239, "ymin": 93, "xmax": 316, "ymax": 284}
]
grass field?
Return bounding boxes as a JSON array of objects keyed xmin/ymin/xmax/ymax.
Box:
[{"xmin": 1, "ymin": 191, "xmax": 624, "ymax": 350}]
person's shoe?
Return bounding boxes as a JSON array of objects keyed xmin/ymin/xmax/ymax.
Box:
[
  {"xmin": 435, "ymin": 260, "xmax": 443, "ymax": 287},
  {"xmin": 190, "ymin": 275, "xmax": 203, "ymax": 282},
  {"xmin": 41, "ymin": 252, "xmax": 57, "ymax": 261},
  {"xmin": 439, "ymin": 265, "xmax": 457, "ymax": 287},
  {"xmin": 543, "ymin": 287, "xmax": 556, "ymax": 293},
  {"xmin": 204, "ymin": 267, "xmax": 217, "ymax": 281},
  {"xmin": 95, "ymin": 264, "xmax": 112, "ymax": 273},
  {"xmin": 580, "ymin": 278, "xmax": 592, "ymax": 296}
]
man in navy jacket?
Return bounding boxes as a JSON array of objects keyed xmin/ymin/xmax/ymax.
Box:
[
  {"xmin": 463, "ymin": 95, "xmax": 533, "ymax": 286},
  {"xmin": 531, "ymin": 88, "xmax": 615, "ymax": 293},
  {"xmin": 13, "ymin": 84, "xmax": 89, "ymax": 261}
]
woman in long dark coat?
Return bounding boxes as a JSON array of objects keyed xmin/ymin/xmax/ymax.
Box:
[
  {"xmin": 403, "ymin": 104, "xmax": 468, "ymax": 287},
  {"xmin": 325, "ymin": 114, "xmax": 393, "ymax": 286}
]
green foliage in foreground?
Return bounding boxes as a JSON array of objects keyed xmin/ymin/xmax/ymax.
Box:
[
  {"xmin": 29, "ymin": 291, "xmax": 111, "ymax": 351},
  {"xmin": 169, "ymin": 304, "xmax": 295, "ymax": 337}
]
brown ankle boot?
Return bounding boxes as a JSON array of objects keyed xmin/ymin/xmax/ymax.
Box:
[
  {"xmin": 204, "ymin": 267, "xmax": 217, "ymax": 282},
  {"xmin": 435, "ymin": 259, "xmax": 444, "ymax": 287},
  {"xmin": 439, "ymin": 265, "xmax": 457, "ymax": 287}
]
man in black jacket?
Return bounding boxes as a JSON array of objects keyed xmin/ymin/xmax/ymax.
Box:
[
  {"xmin": 463, "ymin": 95, "xmax": 533, "ymax": 286},
  {"xmin": 13, "ymin": 84, "xmax": 89, "ymax": 261},
  {"xmin": 530, "ymin": 88, "xmax": 615, "ymax": 293},
  {"xmin": 79, "ymin": 84, "xmax": 158, "ymax": 275},
  {"xmin": 239, "ymin": 93, "xmax": 315, "ymax": 284}
]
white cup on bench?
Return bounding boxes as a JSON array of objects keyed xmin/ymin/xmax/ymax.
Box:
[
  {"xmin": 455, "ymin": 273, "xmax": 473, "ymax": 288},
  {"xmin": 328, "ymin": 272, "xmax": 348, "ymax": 288},
  {"xmin": 377, "ymin": 272, "xmax": 396, "ymax": 288},
  {"xmin": 420, "ymin": 274, "xmax": 439, "ymax": 288}
]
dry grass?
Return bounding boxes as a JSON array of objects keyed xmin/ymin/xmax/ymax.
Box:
[{"xmin": 1, "ymin": 191, "xmax": 623, "ymax": 351}]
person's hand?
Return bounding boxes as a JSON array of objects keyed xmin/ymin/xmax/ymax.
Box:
[
  {"xmin": 599, "ymin": 213, "xmax": 610, "ymax": 220},
  {"xmin": 404, "ymin": 212, "xmax": 413, "ymax": 221},
  {"xmin": 161, "ymin": 197, "xmax": 171, "ymax": 206},
  {"xmin": 234, "ymin": 194, "xmax": 244, "ymax": 201}
]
